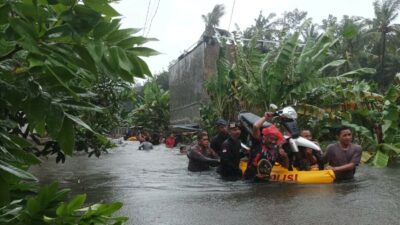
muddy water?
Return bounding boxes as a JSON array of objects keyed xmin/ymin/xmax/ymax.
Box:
[{"xmin": 31, "ymin": 141, "xmax": 400, "ymax": 225}]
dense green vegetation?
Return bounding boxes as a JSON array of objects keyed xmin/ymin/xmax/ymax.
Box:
[
  {"xmin": 203, "ymin": 0, "xmax": 400, "ymax": 167},
  {"xmin": 128, "ymin": 78, "xmax": 170, "ymax": 133},
  {"xmin": 0, "ymin": 0, "xmax": 156, "ymax": 224}
]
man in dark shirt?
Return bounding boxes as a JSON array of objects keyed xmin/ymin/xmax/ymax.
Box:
[
  {"xmin": 323, "ymin": 126, "xmax": 362, "ymax": 180},
  {"xmin": 187, "ymin": 132, "xmax": 220, "ymax": 172},
  {"xmin": 210, "ymin": 118, "xmax": 229, "ymax": 156},
  {"xmin": 219, "ymin": 122, "xmax": 247, "ymax": 180}
]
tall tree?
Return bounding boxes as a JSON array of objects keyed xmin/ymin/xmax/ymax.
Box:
[
  {"xmin": 155, "ymin": 70, "xmax": 170, "ymax": 91},
  {"xmin": 372, "ymin": 0, "xmax": 400, "ymax": 89},
  {"xmin": 201, "ymin": 4, "xmax": 225, "ymax": 38}
]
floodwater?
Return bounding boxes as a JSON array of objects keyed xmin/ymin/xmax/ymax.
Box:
[{"xmin": 31, "ymin": 141, "xmax": 400, "ymax": 225}]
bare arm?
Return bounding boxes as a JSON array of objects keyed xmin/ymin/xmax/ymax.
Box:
[
  {"xmin": 278, "ymin": 148, "xmax": 289, "ymax": 168},
  {"xmin": 207, "ymin": 147, "xmax": 219, "ymax": 159},
  {"xmin": 325, "ymin": 144, "xmax": 362, "ymax": 172},
  {"xmin": 327, "ymin": 163, "xmax": 356, "ymax": 173},
  {"xmin": 188, "ymin": 147, "xmax": 220, "ymax": 163},
  {"xmin": 252, "ymin": 112, "xmax": 273, "ymax": 139}
]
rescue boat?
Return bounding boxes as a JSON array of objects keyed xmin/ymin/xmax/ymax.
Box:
[
  {"xmin": 127, "ymin": 136, "xmax": 137, "ymax": 141},
  {"xmin": 239, "ymin": 161, "xmax": 335, "ymax": 184}
]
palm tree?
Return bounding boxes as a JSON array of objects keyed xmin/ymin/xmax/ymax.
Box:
[
  {"xmin": 243, "ymin": 12, "xmax": 277, "ymax": 39},
  {"xmin": 338, "ymin": 16, "xmax": 371, "ymax": 70},
  {"xmin": 372, "ymin": 0, "xmax": 400, "ymax": 89},
  {"xmin": 201, "ymin": 4, "xmax": 225, "ymax": 38}
]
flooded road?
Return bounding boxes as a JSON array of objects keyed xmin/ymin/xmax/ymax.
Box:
[{"xmin": 31, "ymin": 141, "xmax": 400, "ymax": 225}]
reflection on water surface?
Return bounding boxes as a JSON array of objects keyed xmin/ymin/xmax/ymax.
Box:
[{"xmin": 31, "ymin": 141, "xmax": 400, "ymax": 225}]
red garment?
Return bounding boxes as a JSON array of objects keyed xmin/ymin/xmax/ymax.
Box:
[
  {"xmin": 165, "ymin": 137, "xmax": 175, "ymax": 148},
  {"xmin": 262, "ymin": 125, "xmax": 284, "ymax": 144}
]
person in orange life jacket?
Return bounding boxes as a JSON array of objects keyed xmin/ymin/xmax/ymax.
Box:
[
  {"xmin": 165, "ymin": 133, "xmax": 176, "ymax": 148},
  {"xmin": 244, "ymin": 112, "xmax": 289, "ymax": 181},
  {"xmin": 323, "ymin": 126, "xmax": 362, "ymax": 180},
  {"xmin": 187, "ymin": 132, "xmax": 220, "ymax": 172},
  {"xmin": 219, "ymin": 122, "xmax": 248, "ymax": 180}
]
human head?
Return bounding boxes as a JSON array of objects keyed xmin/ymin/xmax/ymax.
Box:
[
  {"xmin": 300, "ymin": 130, "xmax": 312, "ymax": 140},
  {"xmin": 262, "ymin": 125, "xmax": 284, "ymax": 147},
  {"xmin": 179, "ymin": 146, "xmax": 186, "ymax": 153},
  {"xmin": 336, "ymin": 126, "xmax": 352, "ymax": 147},
  {"xmin": 228, "ymin": 122, "xmax": 241, "ymax": 139},
  {"xmin": 215, "ymin": 118, "xmax": 228, "ymax": 134},
  {"xmin": 145, "ymin": 136, "xmax": 150, "ymax": 142},
  {"xmin": 197, "ymin": 132, "xmax": 209, "ymax": 147}
]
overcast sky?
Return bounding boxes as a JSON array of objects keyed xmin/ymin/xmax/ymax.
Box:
[{"xmin": 112, "ymin": 0, "xmax": 380, "ymax": 75}]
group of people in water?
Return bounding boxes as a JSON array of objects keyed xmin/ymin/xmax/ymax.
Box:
[
  {"xmin": 186, "ymin": 112, "xmax": 362, "ymax": 182},
  {"xmin": 129, "ymin": 111, "xmax": 362, "ymax": 182},
  {"xmin": 128, "ymin": 130, "xmax": 179, "ymax": 151}
]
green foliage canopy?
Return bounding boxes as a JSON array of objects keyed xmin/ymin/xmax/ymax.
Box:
[{"xmin": 0, "ymin": 0, "xmax": 157, "ymax": 224}]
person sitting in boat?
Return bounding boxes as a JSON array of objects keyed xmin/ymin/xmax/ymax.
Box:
[
  {"xmin": 138, "ymin": 137, "xmax": 153, "ymax": 150},
  {"xmin": 244, "ymin": 112, "xmax": 289, "ymax": 181},
  {"xmin": 219, "ymin": 122, "xmax": 247, "ymax": 181},
  {"xmin": 296, "ymin": 129, "xmax": 319, "ymax": 170},
  {"xmin": 187, "ymin": 132, "xmax": 220, "ymax": 172},
  {"xmin": 323, "ymin": 126, "xmax": 362, "ymax": 180}
]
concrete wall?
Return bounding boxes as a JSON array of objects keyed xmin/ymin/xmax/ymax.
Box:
[{"xmin": 169, "ymin": 41, "xmax": 220, "ymax": 125}]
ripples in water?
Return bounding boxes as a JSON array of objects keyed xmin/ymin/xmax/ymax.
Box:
[{"xmin": 31, "ymin": 140, "xmax": 400, "ymax": 225}]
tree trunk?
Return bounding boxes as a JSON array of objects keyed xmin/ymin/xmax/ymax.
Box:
[{"xmin": 379, "ymin": 32, "xmax": 386, "ymax": 90}]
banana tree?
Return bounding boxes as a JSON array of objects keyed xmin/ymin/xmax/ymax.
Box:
[
  {"xmin": 244, "ymin": 20, "xmax": 375, "ymax": 109},
  {"xmin": 368, "ymin": 83, "xmax": 400, "ymax": 166},
  {"xmin": 129, "ymin": 80, "xmax": 170, "ymax": 132},
  {"xmin": 204, "ymin": 45, "xmax": 242, "ymax": 121},
  {"xmin": 296, "ymin": 78, "xmax": 399, "ymax": 167}
]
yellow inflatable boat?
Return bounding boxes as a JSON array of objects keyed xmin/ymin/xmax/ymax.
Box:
[
  {"xmin": 239, "ymin": 161, "xmax": 335, "ymax": 184},
  {"xmin": 127, "ymin": 136, "xmax": 137, "ymax": 141}
]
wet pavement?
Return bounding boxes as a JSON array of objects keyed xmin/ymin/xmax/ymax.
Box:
[{"xmin": 31, "ymin": 141, "xmax": 400, "ymax": 225}]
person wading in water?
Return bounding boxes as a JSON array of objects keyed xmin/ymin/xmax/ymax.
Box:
[
  {"xmin": 323, "ymin": 126, "xmax": 362, "ymax": 180},
  {"xmin": 187, "ymin": 132, "xmax": 220, "ymax": 172},
  {"xmin": 210, "ymin": 118, "xmax": 229, "ymax": 157},
  {"xmin": 219, "ymin": 122, "xmax": 248, "ymax": 181}
]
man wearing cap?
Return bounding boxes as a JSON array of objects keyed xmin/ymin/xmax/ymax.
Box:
[
  {"xmin": 219, "ymin": 122, "xmax": 247, "ymax": 180},
  {"xmin": 244, "ymin": 112, "xmax": 289, "ymax": 181},
  {"xmin": 210, "ymin": 118, "xmax": 229, "ymax": 157}
]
